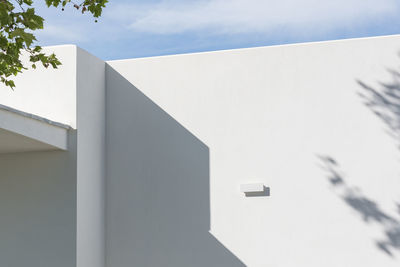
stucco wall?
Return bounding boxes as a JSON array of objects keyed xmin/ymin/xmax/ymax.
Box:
[
  {"xmin": 0, "ymin": 132, "xmax": 77, "ymax": 267},
  {"xmin": 106, "ymin": 35, "xmax": 400, "ymax": 266}
]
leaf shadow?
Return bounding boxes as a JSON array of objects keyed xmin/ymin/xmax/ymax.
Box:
[
  {"xmin": 318, "ymin": 155, "xmax": 400, "ymax": 257},
  {"xmin": 357, "ymin": 66, "xmax": 400, "ymax": 149}
]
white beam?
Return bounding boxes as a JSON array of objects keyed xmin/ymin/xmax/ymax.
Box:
[{"xmin": 0, "ymin": 105, "xmax": 70, "ymax": 152}]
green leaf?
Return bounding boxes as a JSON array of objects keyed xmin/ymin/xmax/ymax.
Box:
[
  {"xmin": 9, "ymin": 28, "xmax": 36, "ymax": 46},
  {"xmin": 0, "ymin": 0, "xmax": 107, "ymax": 89}
]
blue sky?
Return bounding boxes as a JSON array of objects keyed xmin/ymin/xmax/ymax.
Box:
[{"xmin": 33, "ymin": 0, "xmax": 400, "ymax": 60}]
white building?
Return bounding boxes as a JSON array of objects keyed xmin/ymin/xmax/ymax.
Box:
[{"xmin": 1, "ymin": 35, "xmax": 400, "ymax": 267}]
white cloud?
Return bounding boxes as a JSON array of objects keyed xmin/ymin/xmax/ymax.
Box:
[
  {"xmin": 36, "ymin": 24, "xmax": 88, "ymax": 43},
  {"xmin": 108, "ymin": 0, "xmax": 400, "ymax": 35}
]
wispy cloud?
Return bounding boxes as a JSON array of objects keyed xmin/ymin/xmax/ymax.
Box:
[
  {"xmin": 108, "ymin": 0, "xmax": 400, "ymax": 35},
  {"xmin": 32, "ymin": 2, "xmax": 121, "ymax": 46},
  {"xmin": 28, "ymin": 0, "xmax": 400, "ymax": 60},
  {"xmin": 36, "ymin": 24, "xmax": 88, "ymax": 43}
]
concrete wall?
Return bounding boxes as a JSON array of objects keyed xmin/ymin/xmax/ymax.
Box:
[
  {"xmin": 0, "ymin": 132, "xmax": 77, "ymax": 267},
  {"xmin": 106, "ymin": 35, "xmax": 400, "ymax": 266}
]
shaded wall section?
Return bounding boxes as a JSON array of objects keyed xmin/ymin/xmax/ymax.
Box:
[
  {"xmin": 105, "ymin": 66, "xmax": 244, "ymax": 267},
  {"xmin": 0, "ymin": 132, "xmax": 77, "ymax": 267}
]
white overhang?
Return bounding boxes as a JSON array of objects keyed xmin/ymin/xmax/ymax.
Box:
[{"xmin": 0, "ymin": 104, "xmax": 70, "ymax": 153}]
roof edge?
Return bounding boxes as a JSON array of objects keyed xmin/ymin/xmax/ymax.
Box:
[
  {"xmin": 0, "ymin": 104, "xmax": 71, "ymax": 130},
  {"xmin": 106, "ymin": 34, "xmax": 400, "ymax": 63}
]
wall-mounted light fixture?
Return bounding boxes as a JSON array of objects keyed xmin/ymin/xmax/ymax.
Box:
[{"xmin": 240, "ymin": 183, "xmax": 270, "ymax": 197}]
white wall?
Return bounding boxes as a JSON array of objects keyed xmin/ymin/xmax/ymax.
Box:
[
  {"xmin": 0, "ymin": 132, "xmax": 77, "ymax": 267},
  {"xmin": 0, "ymin": 45, "xmax": 77, "ymax": 128},
  {"xmin": 0, "ymin": 45, "xmax": 106, "ymax": 267},
  {"xmin": 76, "ymin": 47, "xmax": 106, "ymax": 267},
  {"xmin": 0, "ymin": 45, "xmax": 78, "ymax": 267},
  {"xmin": 106, "ymin": 35, "xmax": 400, "ymax": 266},
  {"xmin": 1, "ymin": 35, "xmax": 400, "ymax": 267},
  {"xmin": 105, "ymin": 66, "xmax": 245, "ymax": 266}
]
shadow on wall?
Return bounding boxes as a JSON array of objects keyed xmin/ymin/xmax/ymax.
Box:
[
  {"xmin": 105, "ymin": 66, "xmax": 245, "ymax": 267},
  {"xmin": 357, "ymin": 65, "xmax": 400, "ymax": 149},
  {"xmin": 0, "ymin": 131, "xmax": 77, "ymax": 267},
  {"xmin": 318, "ymin": 155, "xmax": 400, "ymax": 257}
]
